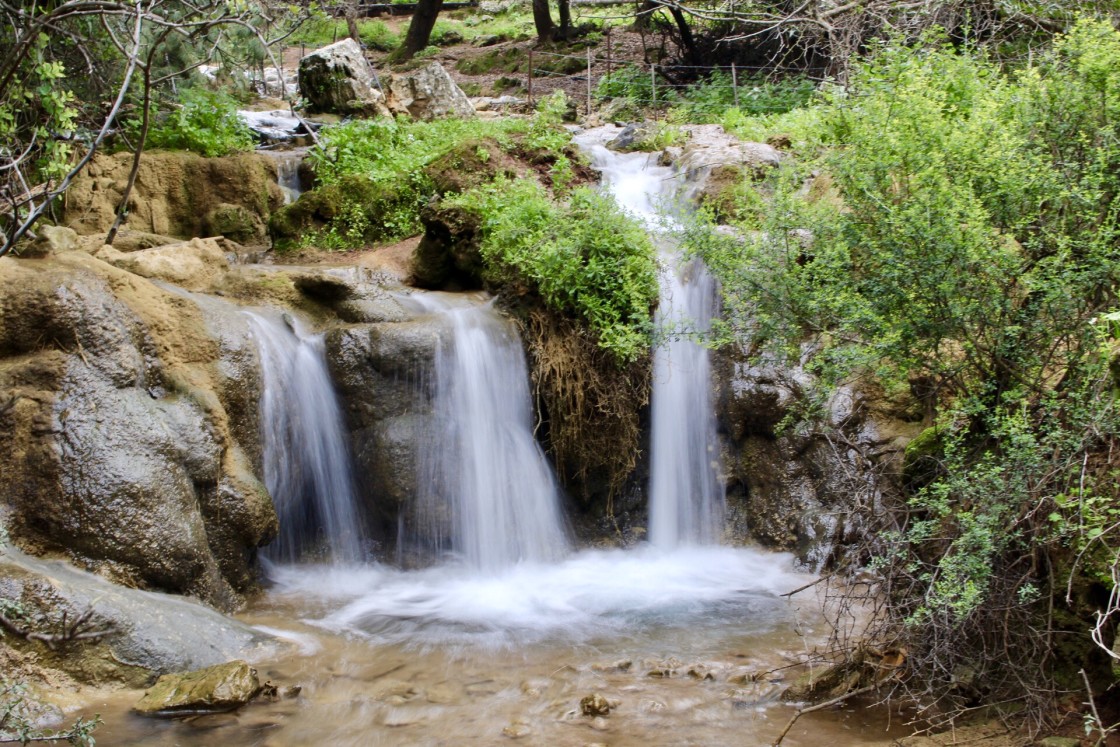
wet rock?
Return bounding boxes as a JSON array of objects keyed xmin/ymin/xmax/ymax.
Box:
[
  {"xmin": 580, "ymin": 693, "xmax": 611, "ymax": 716},
  {"xmin": 0, "ymin": 254, "xmax": 277, "ymax": 608},
  {"xmin": 638, "ymin": 699, "xmax": 666, "ymax": 713},
  {"xmin": 0, "ymin": 547, "xmax": 277, "ymax": 687},
  {"xmin": 426, "ymin": 681, "xmax": 463, "ymax": 704},
  {"xmin": 727, "ymin": 682, "xmax": 781, "ymax": 708},
  {"xmin": 298, "ymin": 39, "xmax": 390, "ymax": 117},
  {"xmin": 134, "ymin": 660, "xmax": 260, "ymax": 715},
  {"xmin": 387, "ymin": 62, "xmax": 475, "ymax": 121},
  {"xmin": 607, "ymin": 122, "xmax": 659, "ymax": 152},
  {"xmin": 589, "ymin": 716, "xmax": 610, "ymax": 731}
]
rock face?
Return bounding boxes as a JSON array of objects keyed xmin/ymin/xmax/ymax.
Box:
[
  {"xmin": 386, "ymin": 62, "xmax": 476, "ymax": 121},
  {"xmin": 95, "ymin": 237, "xmax": 230, "ymax": 291},
  {"xmin": 0, "ymin": 546, "xmax": 278, "ymax": 686},
  {"xmin": 61, "ymin": 151, "xmax": 283, "ymax": 242},
  {"xmin": 716, "ymin": 345, "xmax": 922, "ymax": 568},
  {"xmin": 298, "ymin": 38, "xmax": 390, "ymax": 116},
  {"xmin": 134, "ymin": 660, "xmax": 260, "ymax": 714},
  {"xmin": 324, "ymin": 312, "xmax": 445, "ymax": 539},
  {"xmin": 0, "ymin": 252, "xmax": 278, "ymax": 609}
]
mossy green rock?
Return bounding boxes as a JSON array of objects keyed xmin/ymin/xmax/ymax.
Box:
[
  {"xmin": 203, "ymin": 203, "xmax": 266, "ymax": 245},
  {"xmin": 134, "ymin": 660, "xmax": 259, "ymax": 715}
]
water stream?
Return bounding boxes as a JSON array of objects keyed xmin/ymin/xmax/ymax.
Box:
[
  {"xmin": 64, "ymin": 133, "xmax": 908, "ymax": 745},
  {"xmin": 247, "ymin": 311, "xmax": 365, "ymax": 563},
  {"xmin": 575, "ymin": 126, "xmax": 724, "ymax": 547},
  {"xmin": 406, "ymin": 293, "xmax": 570, "ymax": 571}
]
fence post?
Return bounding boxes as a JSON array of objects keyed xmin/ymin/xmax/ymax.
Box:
[
  {"xmin": 731, "ymin": 62, "xmax": 739, "ymax": 109},
  {"xmin": 605, "ymin": 26, "xmax": 612, "ymax": 84},
  {"xmin": 586, "ymin": 48, "xmax": 593, "ymax": 117},
  {"xmin": 651, "ymin": 63, "xmax": 656, "ymax": 105},
  {"xmin": 528, "ymin": 50, "xmax": 534, "ymax": 107}
]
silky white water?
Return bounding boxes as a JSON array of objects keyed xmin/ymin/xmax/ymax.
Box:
[
  {"xmin": 247, "ymin": 310, "xmax": 365, "ymax": 563},
  {"xmin": 406, "ymin": 293, "xmax": 569, "ymax": 571},
  {"xmin": 575, "ymin": 126, "xmax": 725, "ymax": 548}
]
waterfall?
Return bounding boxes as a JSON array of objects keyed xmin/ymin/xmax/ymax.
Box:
[
  {"xmin": 409, "ymin": 294, "xmax": 569, "ymax": 572},
  {"xmin": 576, "ymin": 127, "xmax": 724, "ymax": 548},
  {"xmin": 257, "ymin": 148, "xmax": 305, "ymax": 205},
  {"xmin": 246, "ymin": 311, "xmax": 365, "ymax": 563}
]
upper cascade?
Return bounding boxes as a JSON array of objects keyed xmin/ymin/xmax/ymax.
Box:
[{"xmin": 575, "ymin": 126, "xmax": 725, "ymax": 548}]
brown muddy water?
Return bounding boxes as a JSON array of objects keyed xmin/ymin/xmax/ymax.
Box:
[{"xmin": 79, "ymin": 547, "xmax": 910, "ymax": 746}]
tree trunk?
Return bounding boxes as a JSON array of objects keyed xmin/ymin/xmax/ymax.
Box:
[
  {"xmin": 633, "ymin": 0, "xmax": 656, "ymax": 31},
  {"xmin": 532, "ymin": 0, "xmax": 554, "ymax": 43},
  {"xmin": 558, "ymin": 0, "xmax": 572, "ymax": 38},
  {"xmin": 396, "ymin": 0, "xmax": 445, "ymax": 60},
  {"xmin": 346, "ymin": 0, "xmax": 361, "ymax": 44}
]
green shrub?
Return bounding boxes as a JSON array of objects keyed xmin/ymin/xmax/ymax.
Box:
[
  {"xmin": 147, "ymin": 88, "xmax": 254, "ymax": 157},
  {"xmin": 448, "ymin": 179, "xmax": 658, "ymax": 363}
]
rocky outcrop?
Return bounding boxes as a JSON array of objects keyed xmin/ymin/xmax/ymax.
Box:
[
  {"xmin": 660, "ymin": 125, "xmax": 782, "ymax": 216},
  {"xmin": 717, "ymin": 345, "xmax": 922, "ymax": 568},
  {"xmin": 94, "ymin": 237, "xmax": 230, "ymax": 291},
  {"xmin": 324, "ymin": 312, "xmax": 444, "ymax": 534},
  {"xmin": 298, "ymin": 38, "xmax": 391, "ymax": 117},
  {"xmin": 61, "ymin": 151, "xmax": 284, "ymax": 242},
  {"xmin": 0, "ymin": 546, "xmax": 278, "ymax": 686},
  {"xmin": 0, "ymin": 252, "xmax": 278, "ymax": 609},
  {"xmin": 386, "ymin": 62, "xmax": 476, "ymax": 121}
]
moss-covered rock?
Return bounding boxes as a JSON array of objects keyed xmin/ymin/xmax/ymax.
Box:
[
  {"xmin": 268, "ymin": 174, "xmax": 420, "ymax": 250},
  {"xmin": 134, "ymin": 660, "xmax": 260, "ymax": 715},
  {"xmin": 203, "ymin": 203, "xmax": 267, "ymax": 245}
]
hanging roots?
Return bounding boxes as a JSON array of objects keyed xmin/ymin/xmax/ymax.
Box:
[{"xmin": 519, "ymin": 307, "xmax": 652, "ymax": 512}]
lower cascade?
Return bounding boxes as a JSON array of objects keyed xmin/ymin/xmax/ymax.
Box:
[
  {"xmin": 247, "ymin": 310, "xmax": 365, "ymax": 563},
  {"xmin": 576, "ymin": 126, "xmax": 725, "ymax": 548},
  {"xmin": 409, "ymin": 293, "xmax": 570, "ymax": 571}
]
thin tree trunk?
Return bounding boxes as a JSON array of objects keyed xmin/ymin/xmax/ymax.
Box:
[
  {"xmin": 106, "ymin": 66, "xmax": 153, "ymax": 246},
  {"xmin": 346, "ymin": 0, "xmax": 361, "ymax": 43},
  {"xmin": 558, "ymin": 0, "xmax": 572, "ymax": 39},
  {"xmin": 532, "ymin": 0, "xmax": 554, "ymax": 42},
  {"xmin": 395, "ymin": 0, "xmax": 444, "ymax": 60},
  {"xmin": 633, "ymin": 0, "xmax": 656, "ymax": 31}
]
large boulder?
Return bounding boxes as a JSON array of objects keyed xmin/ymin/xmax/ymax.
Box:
[
  {"xmin": 386, "ymin": 62, "xmax": 475, "ymax": 121},
  {"xmin": 0, "ymin": 253, "xmax": 278, "ymax": 609},
  {"xmin": 61, "ymin": 151, "xmax": 284, "ymax": 240},
  {"xmin": 298, "ymin": 38, "xmax": 390, "ymax": 116},
  {"xmin": 0, "ymin": 546, "xmax": 279, "ymax": 687}
]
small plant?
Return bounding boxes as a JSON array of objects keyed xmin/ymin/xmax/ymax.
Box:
[{"xmin": 147, "ymin": 87, "xmax": 254, "ymax": 157}]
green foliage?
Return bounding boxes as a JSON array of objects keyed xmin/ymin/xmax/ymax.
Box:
[
  {"xmin": 287, "ymin": 18, "xmax": 401, "ymax": 51},
  {"xmin": 448, "ymin": 179, "xmax": 659, "ymax": 363},
  {"xmin": 667, "ymin": 72, "xmax": 817, "ymax": 122},
  {"xmin": 290, "ymin": 111, "xmax": 573, "ymax": 250},
  {"xmin": 687, "ymin": 20, "xmax": 1120, "ymax": 707},
  {"xmin": 0, "ymin": 680, "xmax": 100, "ymax": 747},
  {"xmin": 147, "ymin": 88, "xmax": 255, "ymax": 157}
]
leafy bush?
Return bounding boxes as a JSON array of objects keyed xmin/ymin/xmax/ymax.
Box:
[
  {"xmin": 147, "ymin": 88, "xmax": 254, "ymax": 156},
  {"xmin": 687, "ymin": 20, "xmax": 1120, "ymax": 718},
  {"xmin": 448, "ymin": 179, "xmax": 658, "ymax": 363},
  {"xmin": 283, "ymin": 112, "xmax": 574, "ymax": 250}
]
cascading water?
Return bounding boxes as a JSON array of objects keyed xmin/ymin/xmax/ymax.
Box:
[
  {"xmin": 408, "ymin": 293, "xmax": 569, "ymax": 571},
  {"xmin": 575, "ymin": 127, "xmax": 724, "ymax": 548},
  {"xmin": 247, "ymin": 311, "xmax": 365, "ymax": 563}
]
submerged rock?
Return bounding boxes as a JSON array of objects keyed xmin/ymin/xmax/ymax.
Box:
[
  {"xmin": 580, "ymin": 693, "xmax": 611, "ymax": 716},
  {"xmin": 134, "ymin": 660, "xmax": 260, "ymax": 715}
]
